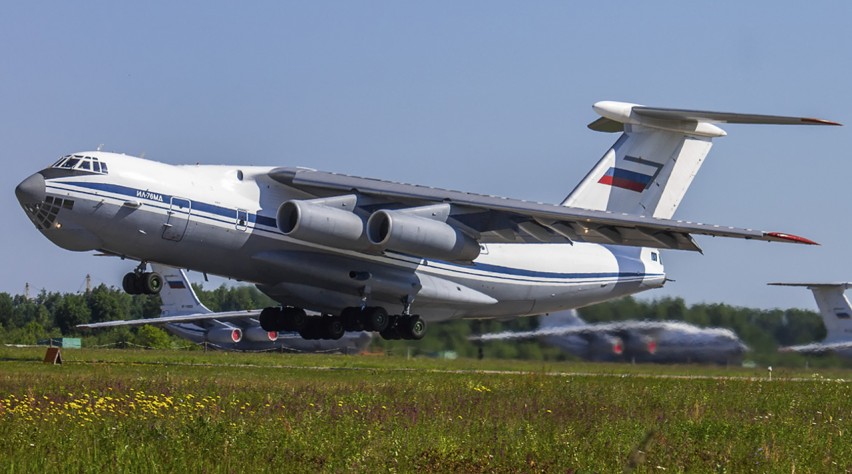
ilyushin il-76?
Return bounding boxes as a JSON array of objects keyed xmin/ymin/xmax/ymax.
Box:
[{"xmin": 15, "ymin": 101, "xmax": 839, "ymax": 341}]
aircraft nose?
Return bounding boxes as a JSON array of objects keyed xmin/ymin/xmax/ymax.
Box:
[{"xmin": 15, "ymin": 173, "xmax": 45, "ymax": 205}]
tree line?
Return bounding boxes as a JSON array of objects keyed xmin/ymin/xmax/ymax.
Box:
[{"xmin": 0, "ymin": 283, "xmax": 847, "ymax": 367}]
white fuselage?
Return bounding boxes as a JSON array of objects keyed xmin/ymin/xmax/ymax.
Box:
[{"xmin": 18, "ymin": 152, "xmax": 666, "ymax": 321}]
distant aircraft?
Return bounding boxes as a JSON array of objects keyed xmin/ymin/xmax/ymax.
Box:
[
  {"xmin": 81, "ymin": 264, "xmax": 373, "ymax": 353},
  {"xmin": 769, "ymin": 282, "xmax": 852, "ymax": 357},
  {"xmin": 16, "ymin": 101, "xmax": 838, "ymax": 342},
  {"xmin": 474, "ymin": 310, "xmax": 749, "ymax": 364}
]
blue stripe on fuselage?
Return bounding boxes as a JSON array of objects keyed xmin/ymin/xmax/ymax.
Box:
[
  {"xmin": 50, "ymin": 180, "xmax": 278, "ymax": 228},
  {"xmin": 48, "ymin": 179, "xmax": 659, "ymax": 284}
]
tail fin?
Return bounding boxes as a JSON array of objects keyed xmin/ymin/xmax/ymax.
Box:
[
  {"xmin": 538, "ymin": 310, "xmax": 585, "ymax": 329},
  {"xmin": 149, "ymin": 263, "xmax": 212, "ymax": 317},
  {"xmin": 769, "ymin": 282, "xmax": 852, "ymax": 343},
  {"xmin": 563, "ymin": 101, "xmax": 839, "ymax": 219}
]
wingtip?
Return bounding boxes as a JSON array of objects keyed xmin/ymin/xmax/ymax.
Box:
[
  {"xmin": 765, "ymin": 232, "xmax": 819, "ymax": 245},
  {"xmin": 801, "ymin": 117, "xmax": 842, "ymax": 126}
]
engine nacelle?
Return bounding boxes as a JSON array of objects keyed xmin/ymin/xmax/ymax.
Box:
[
  {"xmin": 587, "ymin": 334, "xmax": 624, "ymax": 357},
  {"xmin": 624, "ymin": 333, "xmax": 657, "ymax": 355},
  {"xmin": 366, "ymin": 210, "xmax": 480, "ymax": 262},
  {"xmin": 206, "ymin": 327, "xmax": 243, "ymax": 345},
  {"xmin": 243, "ymin": 326, "xmax": 278, "ymax": 342},
  {"xmin": 277, "ymin": 196, "xmax": 365, "ymax": 249}
]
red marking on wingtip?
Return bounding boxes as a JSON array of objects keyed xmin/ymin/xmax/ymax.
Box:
[
  {"xmin": 613, "ymin": 342, "xmax": 623, "ymax": 355},
  {"xmin": 801, "ymin": 117, "xmax": 842, "ymax": 126},
  {"xmin": 766, "ymin": 232, "xmax": 819, "ymax": 245},
  {"xmin": 647, "ymin": 340, "xmax": 657, "ymax": 355}
]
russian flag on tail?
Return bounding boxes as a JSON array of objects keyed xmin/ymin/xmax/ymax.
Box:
[{"xmin": 598, "ymin": 167, "xmax": 653, "ymax": 192}]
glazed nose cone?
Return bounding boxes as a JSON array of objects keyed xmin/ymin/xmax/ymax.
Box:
[{"xmin": 15, "ymin": 173, "xmax": 45, "ymax": 205}]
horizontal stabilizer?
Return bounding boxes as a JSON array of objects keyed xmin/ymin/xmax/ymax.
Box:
[
  {"xmin": 588, "ymin": 101, "xmax": 841, "ymax": 135},
  {"xmin": 768, "ymin": 282, "xmax": 852, "ymax": 289}
]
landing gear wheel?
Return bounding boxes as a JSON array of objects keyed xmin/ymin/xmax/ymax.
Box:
[
  {"xmin": 142, "ymin": 272, "xmax": 163, "ymax": 295},
  {"xmin": 403, "ymin": 316, "xmax": 427, "ymax": 340},
  {"xmin": 281, "ymin": 307, "xmax": 308, "ymax": 332},
  {"xmin": 259, "ymin": 307, "xmax": 282, "ymax": 332},
  {"xmin": 362, "ymin": 306, "xmax": 389, "ymax": 332},
  {"xmin": 299, "ymin": 319, "xmax": 322, "ymax": 340},
  {"xmin": 379, "ymin": 325, "xmax": 402, "ymax": 340},
  {"xmin": 325, "ymin": 317, "xmax": 345, "ymax": 340},
  {"xmin": 122, "ymin": 272, "xmax": 141, "ymax": 295},
  {"xmin": 341, "ymin": 307, "xmax": 364, "ymax": 331}
]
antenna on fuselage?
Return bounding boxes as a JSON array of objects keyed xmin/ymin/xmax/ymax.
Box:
[{"xmin": 97, "ymin": 144, "xmax": 103, "ymax": 151}]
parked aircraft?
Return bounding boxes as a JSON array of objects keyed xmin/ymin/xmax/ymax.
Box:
[
  {"xmin": 80, "ymin": 264, "xmax": 373, "ymax": 353},
  {"xmin": 474, "ymin": 310, "xmax": 749, "ymax": 364},
  {"xmin": 769, "ymin": 282, "xmax": 852, "ymax": 358},
  {"xmin": 16, "ymin": 101, "xmax": 837, "ymax": 341}
]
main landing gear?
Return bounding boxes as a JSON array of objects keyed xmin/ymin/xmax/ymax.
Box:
[
  {"xmin": 122, "ymin": 262, "xmax": 163, "ymax": 295},
  {"xmin": 259, "ymin": 306, "xmax": 427, "ymax": 341}
]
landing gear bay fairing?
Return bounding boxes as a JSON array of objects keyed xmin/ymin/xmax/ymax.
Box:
[{"xmin": 15, "ymin": 101, "xmax": 838, "ymax": 341}]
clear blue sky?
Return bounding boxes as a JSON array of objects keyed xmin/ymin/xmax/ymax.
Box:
[{"xmin": 2, "ymin": 2, "xmax": 850, "ymax": 311}]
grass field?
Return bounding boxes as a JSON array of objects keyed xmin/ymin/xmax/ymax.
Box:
[{"xmin": 0, "ymin": 347, "xmax": 850, "ymax": 472}]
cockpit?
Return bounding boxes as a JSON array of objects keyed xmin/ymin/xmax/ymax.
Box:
[{"xmin": 51, "ymin": 154, "xmax": 109, "ymax": 174}]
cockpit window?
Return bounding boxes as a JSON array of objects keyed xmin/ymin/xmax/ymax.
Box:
[
  {"xmin": 62, "ymin": 157, "xmax": 81, "ymax": 169},
  {"xmin": 51, "ymin": 154, "xmax": 109, "ymax": 175}
]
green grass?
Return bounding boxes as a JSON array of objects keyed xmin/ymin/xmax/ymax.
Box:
[{"xmin": 0, "ymin": 347, "xmax": 850, "ymax": 472}]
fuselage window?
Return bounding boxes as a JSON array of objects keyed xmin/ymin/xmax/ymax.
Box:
[{"xmin": 651, "ymin": 252, "xmax": 658, "ymax": 262}]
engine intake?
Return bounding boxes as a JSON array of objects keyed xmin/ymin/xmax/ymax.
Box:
[
  {"xmin": 206, "ymin": 327, "xmax": 242, "ymax": 345},
  {"xmin": 366, "ymin": 208, "xmax": 480, "ymax": 262}
]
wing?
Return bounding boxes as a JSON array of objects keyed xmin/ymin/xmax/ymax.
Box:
[
  {"xmin": 77, "ymin": 310, "xmax": 263, "ymax": 329},
  {"xmin": 780, "ymin": 341, "xmax": 852, "ymax": 353},
  {"xmin": 268, "ymin": 167, "xmax": 815, "ymax": 253},
  {"xmin": 472, "ymin": 321, "xmax": 648, "ymax": 341}
]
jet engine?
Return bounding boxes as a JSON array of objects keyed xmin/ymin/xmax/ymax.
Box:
[
  {"xmin": 277, "ymin": 195, "xmax": 365, "ymax": 249},
  {"xmin": 366, "ymin": 206, "xmax": 480, "ymax": 261},
  {"xmin": 624, "ymin": 333, "xmax": 657, "ymax": 355},
  {"xmin": 206, "ymin": 327, "xmax": 243, "ymax": 344},
  {"xmin": 587, "ymin": 334, "xmax": 624, "ymax": 358},
  {"xmin": 242, "ymin": 326, "xmax": 278, "ymax": 342}
]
